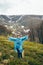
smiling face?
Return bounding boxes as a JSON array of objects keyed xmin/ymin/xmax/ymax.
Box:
[
  {"xmin": 17, "ymin": 34, "xmax": 22, "ymax": 38},
  {"xmin": 17, "ymin": 35, "xmax": 21, "ymax": 38}
]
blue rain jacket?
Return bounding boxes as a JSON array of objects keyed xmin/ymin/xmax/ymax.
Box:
[{"xmin": 9, "ymin": 35, "xmax": 28, "ymax": 53}]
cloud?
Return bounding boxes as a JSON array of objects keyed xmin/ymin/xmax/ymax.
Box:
[{"xmin": 0, "ymin": 0, "xmax": 43, "ymax": 15}]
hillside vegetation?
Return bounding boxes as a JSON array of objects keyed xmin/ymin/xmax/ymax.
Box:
[{"xmin": 0, "ymin": 36, "xmax": 43, "ymax": 65}]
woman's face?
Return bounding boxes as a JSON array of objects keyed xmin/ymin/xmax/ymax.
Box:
[
  {"xmin": 17, "ymin": 35, "xmax": 22, "ymax": 38},
  {"xmin": 17, "ymin": 35, "xmax": 20, "ymax": 38}
]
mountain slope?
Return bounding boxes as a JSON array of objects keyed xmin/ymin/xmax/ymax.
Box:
[
  {"xmin": 0, "ymin": 36, "xmax": 43, "ymax": 65},
  {"xmin": 0, "ymin": 15, "xmax": 43, "ymax": 29},
  {"xmin": 18, "ymin": 15, "xmax": 42, "ymax": 28}
]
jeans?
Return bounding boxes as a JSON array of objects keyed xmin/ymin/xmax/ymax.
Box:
[{"xmin": 17, "ymin": 48, "xmax": 22, "ymax": 58}]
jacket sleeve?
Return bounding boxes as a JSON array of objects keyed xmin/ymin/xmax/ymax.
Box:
[
  {"xmin": 8, "ymin": 37, "xmax": 17, "ymax": 41},
  {"xmin": 14, "ymin": 43, "xmax": 17, "ymax": 52},
  {"xmin": 21, "ymin": 35, "xmax": 28, "ymax": 41}
]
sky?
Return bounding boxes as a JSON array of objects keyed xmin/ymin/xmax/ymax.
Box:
[{"xmin": 0, "ymin": 0, "xmax": 43, "ymax": 15}]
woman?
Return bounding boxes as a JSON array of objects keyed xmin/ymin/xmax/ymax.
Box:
[{"xmin": 9, "ymin": 34, "xmax": 28, "ymax": 58}]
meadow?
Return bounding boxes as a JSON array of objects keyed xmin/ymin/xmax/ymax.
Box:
[{"xmin": 0, "ymin": 36, "xmax": 43, "ymax": 65}]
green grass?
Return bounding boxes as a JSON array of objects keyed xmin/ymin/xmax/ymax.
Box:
[{"xmin": 0, "ymin": 36, "xmax": 43, "ymax": 65}]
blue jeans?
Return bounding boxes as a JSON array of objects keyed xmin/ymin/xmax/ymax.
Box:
[{"xmin": 17, "ymin": 48, "xmax": 23, "ymax": 58}]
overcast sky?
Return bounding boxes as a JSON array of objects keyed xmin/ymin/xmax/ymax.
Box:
[{"xmin": 0, "ymin": 0, "xmax": 43, "ymax": 15}]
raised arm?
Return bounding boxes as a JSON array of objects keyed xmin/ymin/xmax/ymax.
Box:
[
  {"xmin": 21, "ymin": 35, "xmax": 28, "ymax": 41},
  {"xmin": 8, "ymin": 37, "xmax": 17, "ymax": 41}
]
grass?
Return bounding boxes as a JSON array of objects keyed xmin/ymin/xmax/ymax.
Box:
[{"xmin": 0, "ymin": 36, "xmax": 43, "ymax": 65}]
